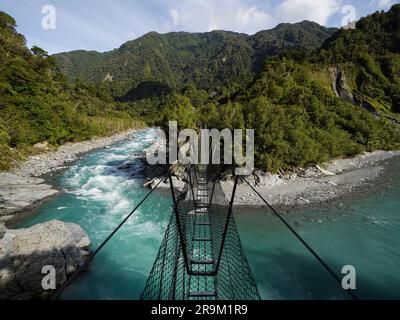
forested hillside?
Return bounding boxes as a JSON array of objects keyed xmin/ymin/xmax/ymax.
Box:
[
  {"xmin": 2, "ymin": 4, "xmax": 400, "ymax": 173},
  {"xmin": 318, "ymin": 4, "xmax": 400, "ymax": 114},
  {"xmin": 211, "ymin": 58, "xmax": 398, "ymax": 171},
  {"xmin": 158, "ymin": 5, "xmax": 400, "ymax": 172},
  {"xmin": 54, "ymin": 21, "xmax": 337, "ymax": 97},
  {"xmin": 0, "ymin": 11, "xmax": 141, "ymax": 170}
]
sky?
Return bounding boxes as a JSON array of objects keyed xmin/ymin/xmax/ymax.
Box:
[{"xmin": 0, "ymin": 0, "xmax": 399, "ymax": 54}]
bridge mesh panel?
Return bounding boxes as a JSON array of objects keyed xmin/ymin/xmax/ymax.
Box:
[
  {"xmin": 140, "ymin": 165, "xmax": 260, "ymax": 300},
  {"xmin": 139, "ymin": 213, "xmax": 187, "ymax": 300}
]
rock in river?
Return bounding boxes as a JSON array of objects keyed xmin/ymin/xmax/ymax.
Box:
[{"xmin": 0, "ymin": 220, "xmax": 91, "ymax": 300}]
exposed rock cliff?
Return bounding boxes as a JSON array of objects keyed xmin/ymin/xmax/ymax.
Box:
[{"xmin": 330, "ymin": 67, "xmax": 355, "ymax": 104}]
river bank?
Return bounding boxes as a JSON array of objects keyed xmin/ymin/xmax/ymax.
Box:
[
  {"xmin": 2, "ymin": 128, "xmax": 400, "ymax": 230},
  {"xmin": 8, "ymin": 129, "xmax": 172, "ymax": 300},
  {"xmin": 3, "ymin": 129, "xmax": 400, "ymax": 300},
  {"xmin": 222, "ymin": 150, "xmax": 400, "ymax": 210},
  {"xmin": 0, "ymin": 128, "xmax": 140, "ymax": 230},
  {"xmin": 140, "ymin": 134, "xmax": 400, "ymax": 211}
]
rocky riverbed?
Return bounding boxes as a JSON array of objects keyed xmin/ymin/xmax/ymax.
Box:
[
  {"xmin": 140, "ymin": 134, "xmax": 400, "ymax": 210},
  {"xmin": 222, "ymin": 150, "xmax": 400, "ymax": 210},
  {"xmin": 0, "ymin": 129, "xmax": 139, "ymax": 230},
  {"xmin": 15, "ymin": 128, "xmax": 139, "ymax": 177},
  {"xmin": 0, "ymin": 129, "xmax": 141, "ymax": 300}
]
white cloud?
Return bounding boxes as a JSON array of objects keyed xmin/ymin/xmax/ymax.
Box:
[
  {"xmin": 3, "ymin": 0, "xmax": 376, "ymax": 54},
  {"xmin": 161, "ymin": 1, "xmax": 258, "ymax": 33},
  {"xmin": 274, "ymin": 0, "xmax": 341, "ymax": 26},
  {"xmin": 236, "ymin": 6, "xmax": 272, "ymax": 30},
  {"xmin": 369, "ymin": 0, "xmax": 393, "ymax": 9},
  {"xmin": 162, "ymin": 0, "xmax": 340, "ymax": 35},
  {"xmin": 378, "ymin": 0, "xmax": 393, "ymax": 8},
  {"xmin": 378, "ymin": 0, "xmax": 392, "ymax": 8}
]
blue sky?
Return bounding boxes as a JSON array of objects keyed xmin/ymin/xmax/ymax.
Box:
[{"xmin": 0, "ymin": 0, "xmax": 398, "ymax": 54}]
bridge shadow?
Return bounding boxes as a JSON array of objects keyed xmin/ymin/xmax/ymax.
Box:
[
  {"xmin": 2, "ymin": 237, "xmax": 395, "ymax": 300},
  {"xmin": 247, "ymin": 247, "xmax": 397, "ymax": 300},
  {"xmin": 60, "ymin": 253, "xmax": 149, "ymax": 300}
]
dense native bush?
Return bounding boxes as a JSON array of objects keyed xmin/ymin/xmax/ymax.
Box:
[
  {"xmin": 0, "ymin": 11, "xmax": 141, "ymax": 170},
  {"xmin": 2, "ymin": 5, "xmax": 400, "ymax": 172}
]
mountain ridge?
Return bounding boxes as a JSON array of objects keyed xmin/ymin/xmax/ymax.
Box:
[
  {"xmin": 55, "ymin": 20, "xmax": 335, "ymax": 55},
  {"xmin": 2, "ymin": 5, "xmax": 400, "ymax": 173},
  {"xmin": 54, "ymin": 21, "xmax": 337, "ymax": 96}
]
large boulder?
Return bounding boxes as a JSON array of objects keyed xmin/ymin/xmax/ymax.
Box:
[
  {"xmin": 0, "ymin": 220, "xmax": 91, "ymax": 300},
  {"xmin": 253, "ymin": 170, "xmax": 284, "ymax": 187}
]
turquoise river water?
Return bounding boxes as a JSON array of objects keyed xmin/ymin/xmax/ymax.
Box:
[{"xmin": 18, "ymin": 129, "xmax": 400, "ymax": 299}]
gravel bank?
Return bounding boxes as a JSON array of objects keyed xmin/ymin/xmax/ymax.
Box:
[
  {"xmin": 14, "ymin": 128, "xmax": 139, "ymax": 177},
  {"xmin": 222, "ymin": 151, "xmax": 400, "ymax": 211},
  {"xmin": 0, "ymin": 128, "xmax": 140, "ymax": 229}
]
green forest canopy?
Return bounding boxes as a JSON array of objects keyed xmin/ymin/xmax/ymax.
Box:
[
  {"xmin": 158, "ymin": 5, "xmax": 400, "ymax": 172},
  {"xmin": 0, "ymin": 11, "xmax": 142, "ymax": 170}
]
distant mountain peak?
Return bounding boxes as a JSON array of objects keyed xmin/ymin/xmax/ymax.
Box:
[{"xmin": 54, "ymin": 20, "xmax": 337, "ymax": 96}]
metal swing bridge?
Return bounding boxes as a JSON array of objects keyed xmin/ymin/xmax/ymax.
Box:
[
  {"xmin": 140, "ymin": 164, "xmax": 260, "ymax": 300},
  {"xmin": 54, "ymin": 161, "xmax": 357, "ymax": 301}
]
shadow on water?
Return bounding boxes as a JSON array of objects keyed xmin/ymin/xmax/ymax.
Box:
[
  {"xmin": 235, "ymin": 155, "xmax": 400, "ymax": 300},
  {"xmin": 246, "ymin": 245, "xmax": 397, "ymax": 300},
  {"xmin": 60, "ymin": 251, "xmax": 149, "ymax": 300},
  {"xmin": 104, "ymin": 157, "xmax": 168, "ymax": 180},
  {"xmin": 2, "ymin": 241, "xmax": 393, "ymax": 300},
  {"xmin": 11, "ymin": 128, "xmax": 400, "ymax": 300}
]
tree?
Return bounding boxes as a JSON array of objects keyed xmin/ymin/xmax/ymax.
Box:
[{"xmin": 160, "ymin": 93, "xmax": 197, "ymax": 130}]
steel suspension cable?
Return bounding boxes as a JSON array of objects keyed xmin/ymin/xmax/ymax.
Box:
[
  {"xmin": 241, "ymin": 177, "xmax": 358, "ymax": 300},
  {"xmin": 52, "ymin": 176, "xmax": 168, "ymax": 299}
]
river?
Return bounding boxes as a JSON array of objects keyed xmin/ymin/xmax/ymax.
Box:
[{"xmin": 18, "ymin": 129, "xmax": 400, "ymax": 299}]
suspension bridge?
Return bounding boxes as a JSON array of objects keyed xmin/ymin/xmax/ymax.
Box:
[
  {"xmin": 140, "ymin": 164, "xmax": 260, "ymax": 300},
  {"xmin": 54, "ymin": 162, "xmax": 357, "ymax": 300}
]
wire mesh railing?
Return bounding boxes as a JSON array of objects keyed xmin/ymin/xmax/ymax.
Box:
[{"xmin": 140, "ymin": 164, "xmax": 261, "ymax": 300}]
